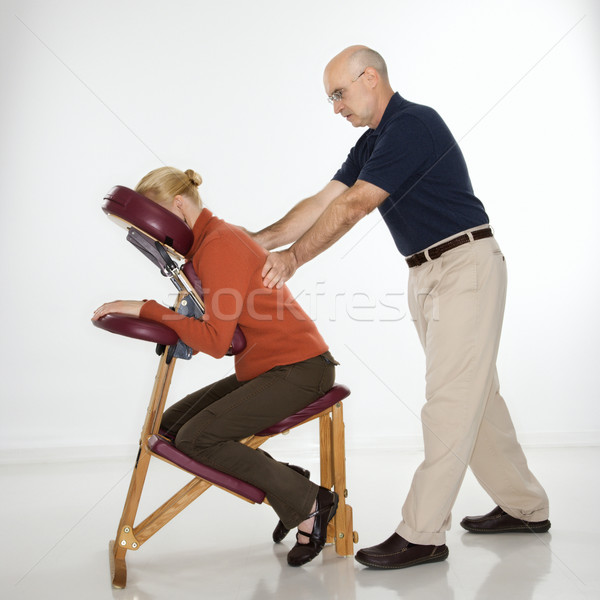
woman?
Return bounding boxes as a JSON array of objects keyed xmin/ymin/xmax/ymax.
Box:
[{"xmin": 93, "ymin": 166, "xmax": 338, "ymax": 567}]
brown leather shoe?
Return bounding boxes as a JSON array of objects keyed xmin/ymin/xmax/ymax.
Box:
[
  {"xmin": 460, "ymin": 506, "xmax": 551, "ymax": 533},
  {"xmin": 355, "ymin": 533, "xmax": 449, "ymax": 569}
]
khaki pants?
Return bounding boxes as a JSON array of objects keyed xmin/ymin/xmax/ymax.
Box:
[
  {"xmin": 396, "ymin": 227, "xmax": 549, "ymax": 546},
  {"xmin": 161, "ymin": 352, "xmax": 337, "ymax": 529}
]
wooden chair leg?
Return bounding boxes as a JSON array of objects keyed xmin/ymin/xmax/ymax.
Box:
[
  {"xmin": 331, "ymin": 401, "xmax": 356, "ymax": 556},
  {"xmin": 319, "ymin": 413, "xmax": 335, "ymax": 543},
  {"xmin": 319, "ymin": 413, "xmax": 334, "ymax": 488},
  {"xmin": 109, "ymin": 351, "xmax": 176, "ymax": 589},
  {"xmin": 109, "ymin": 446, "xmax": 151, "ymax": 588}
]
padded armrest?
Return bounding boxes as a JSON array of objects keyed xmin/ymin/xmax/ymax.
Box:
[
  {"xmin": 92, "ymin": 312, "xmax": 245, "ymax": 357},
  {"xmin": 93, "ymin": 314, "xmax": 179, "ymax": 346},
  {"xmin": 103, "ymin": 186, "xmax": 194, "ymax": 258}
]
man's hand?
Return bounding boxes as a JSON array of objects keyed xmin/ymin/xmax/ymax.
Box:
[
  {"xmin": 92, "ymin": 300, "xmax": 144, "ymax": 321},
  {"xmin": 261, "ymin": 249, "xmax": 298, "ymax": 289}
]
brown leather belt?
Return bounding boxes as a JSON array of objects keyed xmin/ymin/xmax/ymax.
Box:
[{"xmin": 406, "ymin": 227, "xmax": 493, "ymax": 268}]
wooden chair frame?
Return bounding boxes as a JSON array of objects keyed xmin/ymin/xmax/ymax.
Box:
[{"xmin": 108, "ymin": 289, "xmax": 356, "ymax": 590}]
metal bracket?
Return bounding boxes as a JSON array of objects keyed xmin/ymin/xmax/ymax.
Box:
[
  {"xmin": 117, "ymin": 525, "xmax": 140, "ymax": 550},
  {"xmin": 125, "ymin": 227, "xmax": 204, "ymax": 316}
]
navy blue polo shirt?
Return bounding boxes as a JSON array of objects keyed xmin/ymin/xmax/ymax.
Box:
[{"xmin": 333, "ymin": 93, "xmax": 489, "ymax": 256}]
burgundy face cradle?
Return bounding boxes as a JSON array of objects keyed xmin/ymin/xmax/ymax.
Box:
[{"xmin": 102, "ymin": 185, "xmax": 194, "ymax": 257}]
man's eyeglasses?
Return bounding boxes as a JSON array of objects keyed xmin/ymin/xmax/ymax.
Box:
[{"xmin": 327, "ymin": 71, "xmax": 365, "ymax": 104}]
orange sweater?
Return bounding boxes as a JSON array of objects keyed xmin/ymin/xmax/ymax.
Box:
[{"xmin": 140, "ymin": 208, "xmax": 328, "ymax": 381}]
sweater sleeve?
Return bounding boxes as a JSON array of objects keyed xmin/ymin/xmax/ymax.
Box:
[{"xmin": 139, "ymin": 235, "xmax": 253, "ymax": 358}]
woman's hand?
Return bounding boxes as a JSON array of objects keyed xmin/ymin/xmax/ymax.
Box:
[{"xmin": 92, "ymin": 300, "xmax": 145, "ymax": 321}]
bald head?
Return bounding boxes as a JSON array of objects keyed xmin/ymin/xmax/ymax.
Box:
[
  {"xmin": 325, "ymin": 45, "xmax": 389, "ymax": 85},
  {"xmin": 323, "ymin": 45, "xmax": 394, "ymax": 129}
]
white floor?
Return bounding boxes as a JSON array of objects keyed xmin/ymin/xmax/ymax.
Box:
[{"xmin": 1, "ymin": 444, "xmax": 598, "ymax": 600}]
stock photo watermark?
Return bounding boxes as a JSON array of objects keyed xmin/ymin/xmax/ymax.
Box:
[{"xmin": 162, "ymin": 281, "xmax": 441, "ymax": 323}]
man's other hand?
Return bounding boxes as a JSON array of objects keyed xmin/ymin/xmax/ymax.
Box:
[{"xmin": 261, "ymin": 250, "xmax": 298, "ymax": 289}]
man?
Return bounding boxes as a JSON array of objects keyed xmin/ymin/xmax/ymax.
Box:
[{"xmin": 250, "ymin": 45, "xmax": 550, "ymax": 569}]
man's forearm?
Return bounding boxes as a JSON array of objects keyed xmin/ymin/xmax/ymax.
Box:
[
  {"xmin": 254, "ymin": 196, "xmax": 319, "ymax": 250},
  {"xmin": 254, "ymin": 180, "xmax": 349, "ymax": 250},
  {"xmin": 260, "ymin": 181, "xmax": 388, "ymax": 289},
  {"xmin": 289, "ymin": 185, "xmax": 374, "ymax": 268}
]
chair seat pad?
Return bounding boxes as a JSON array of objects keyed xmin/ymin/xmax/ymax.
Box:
[{"xmin": 257, "ymin": 384, "xmax": 350, "ymax": 436}]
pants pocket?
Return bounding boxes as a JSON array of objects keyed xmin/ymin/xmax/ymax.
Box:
[
  {"xmin": 318, "ymin": 362, "xmax": 336, "ymax": 396},
  {"xmin": 282, "ymin": 355, "xmax": 335, "ymax": 396}
]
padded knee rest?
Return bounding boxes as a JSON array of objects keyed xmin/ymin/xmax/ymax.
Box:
[{"xmin": 147, "ymin": 435, "xmax": 266, "ymax": 504}]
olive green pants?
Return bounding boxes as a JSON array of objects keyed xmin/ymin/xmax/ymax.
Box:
[{"xmin": 161, "ymin": 352, "xmax": 336, "ymax": 529}]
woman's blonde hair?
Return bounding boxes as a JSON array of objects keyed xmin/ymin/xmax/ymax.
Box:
[{"xmin": 136, "ymin": 166, "xmax": 202, "ymax": 207}]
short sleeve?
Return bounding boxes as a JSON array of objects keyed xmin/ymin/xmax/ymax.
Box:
[
  {"xmin": 332, "ymin": 137, "xmax": 365, "ymax": 187},
  {"xmin": 358, "ymin": 115, "xmax": 433, "ymax": 195}
]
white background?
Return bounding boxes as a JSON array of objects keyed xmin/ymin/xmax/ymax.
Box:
[{"xmin": 1, "ymin": 0, "xmax": 598, "ymax": 460}]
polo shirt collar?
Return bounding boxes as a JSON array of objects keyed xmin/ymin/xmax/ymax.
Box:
[{"xmin": 371, "ymin": 92, "xmax": 405, "ymax": 135}]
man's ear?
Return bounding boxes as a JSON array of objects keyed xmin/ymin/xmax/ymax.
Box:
[{"xmin": 364, "ymin": 66, "xmax": 380, "ymax": 87}]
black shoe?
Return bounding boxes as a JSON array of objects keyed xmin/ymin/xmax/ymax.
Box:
[
  {"xmin": 287, "ymin": 487, "xmax": 338, "ymax": 567},
  {"xmin": 460, "ymin": 506, "xmax": 551, "ymax": 533},
  {"xmin": 272, "ymin": 465, "xmax": 310, "ymax": 543},
  {"xmin": 355, "ymin": 533, "xmax": 449, "ymax": 569}
]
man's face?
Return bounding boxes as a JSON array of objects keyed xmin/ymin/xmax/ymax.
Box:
[{"xmin": 323, "ymin": 65, "xmax": 372, "ymax": 128}]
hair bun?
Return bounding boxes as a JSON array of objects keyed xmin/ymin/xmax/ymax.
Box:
[{"xmin": 184, "ymin": 169, "xmax": 202, "ymax": 187}]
